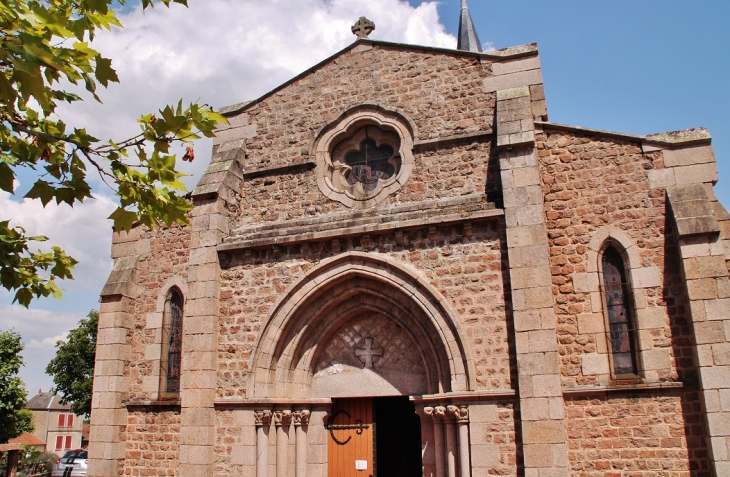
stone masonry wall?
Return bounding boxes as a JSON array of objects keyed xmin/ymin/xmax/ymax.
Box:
[
  {"xmin": 123, "ymin": 410, "xmax": 181, "ymax": 476},
  {"xmin": 565, "ymin": 392, "xmax": 710, "ymax": 477},
  {"xmin": 127, "ymin": 224, "xmax": 192, "ymax": 402},
  {"xmin": 469, "ymin": 402, "xmax": 518, "ymax": 477},
  {"xmin": 537, "ymin": 129, "xmax": 693, "ymax": 386},
  {"xmin": 238, "ymin": 141, "xmax": 493, "ymax": 226},
  {"xmin": 214, "ymin": 410, "xmax": 255, "ymax": 477},
  {"xmin": 242, "ymin": 45, "xmax": 495, "ymax": 170},
  {"xmin": 218, "ymin": 221, "xmax": 511, "ymax": 397},
  {"xmin": 223, "ymin": 45, "xmax": 499, "ymax": 227}
]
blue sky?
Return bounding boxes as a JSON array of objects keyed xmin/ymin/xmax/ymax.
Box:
[{"xmin": 5, "ymin": 0, "xmax": 728, "ymax": 397}]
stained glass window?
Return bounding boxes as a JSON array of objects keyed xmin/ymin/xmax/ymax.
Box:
[
  {"xmin": 602, "ymin": 246, "xmax": 638, "ymax": 376},
  {"xmin": 162, "ymin": 289, "xmax": 183, "ymax": 394},
  {"xmin": 344, "ymin": 138, "xmax": 396, "ymax": 192}
]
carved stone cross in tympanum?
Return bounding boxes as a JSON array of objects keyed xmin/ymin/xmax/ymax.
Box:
[{"xmin": 355, "ymin": 336, "xmax": 382, "ymax": 368}]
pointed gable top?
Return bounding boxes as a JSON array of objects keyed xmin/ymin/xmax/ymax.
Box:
[{"xmin": 457, "ymin": 0, "xmax": 482, "ymax": 53}]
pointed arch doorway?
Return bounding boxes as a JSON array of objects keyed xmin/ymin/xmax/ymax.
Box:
[{"xmin": 249, "ymin": 253, "xmax": 477, "ymax": 477}]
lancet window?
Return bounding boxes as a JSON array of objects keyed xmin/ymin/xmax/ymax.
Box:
[
  {"xmin": 160, "ymin": 288, "xmax": 184, "ymax": 396},
  {"xmin": 601, "ymin": 245, "xmax": 639, "ymax": 377}
]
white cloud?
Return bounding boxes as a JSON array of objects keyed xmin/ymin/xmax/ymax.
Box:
[
  {"xmin": 27, "ymin": 335, "xmax": 68, "ymax": 350},
  {"xmin": 4, "ymin": 0, "xmax": 455, "ymax": 397},
  {"xmin": 1, "ymin": 304, "xmax": 86, "ymax": 394},
  {"xmin": 53, "ymin": 0, "xmax": 456, "ymax": 189},
  {"xmin": 0, "ymin": 188, "xmax": 116, "ymax": 294}
]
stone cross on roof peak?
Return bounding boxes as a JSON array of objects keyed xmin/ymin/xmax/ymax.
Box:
[{"xmin": 352, "ymin": 17, "xmax": 375, "ymax": 39}]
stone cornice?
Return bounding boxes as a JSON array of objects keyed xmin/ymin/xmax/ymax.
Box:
[
  {"xmin": 214, "ymin": 398, "xmax": 333, "ymax": 409},
  {"xmin": 411, "ymin": 389, "xmax": 516, "ymax": 404},
  {"xmin": 219, "ymin": 194, "xmax": 502, "ymax": 253},
  {"xmin": 562, "ymin": 381, "xmax": 685, "ymax": 397},
  {"xmin": 536, "ymin": 121, "xmax": 712, "ymax": 149},
  {"xmin": 125, "ymin": 400, "xmax": 181, "ymax": 411}
]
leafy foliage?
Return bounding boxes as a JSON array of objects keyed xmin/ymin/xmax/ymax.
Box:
[
  {"xmin": 45, "ymin": 310, "xmax": 98, "ymax": 416},
  {"xmin": 0, "ymin": 330, "xmax": 34, "ymax": 444},
  {"xmin": 0, "ymin": 0, "xmax": 226, "ymax": 306}
]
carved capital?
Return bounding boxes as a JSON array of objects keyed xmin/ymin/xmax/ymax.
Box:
[
  {"xmin": 254, "ymin": 410, "xmax": 272, "ymax": 427},
  {"xmin": 434, "ymin": 405, "xmax": 447, "ymax": 421},
  {"xmin": 447, "ymin": 405, "xmax": 469, "ymax": 423},
  {"xmin": 274, "ymin": 410, "xmax": 293, "ymax": 427},
  {"xmin": 293, "ymin": 410, "xmax": 311, "ymax": 427},
  {"xmin": 424, "ymin": 406, "xmax": 435, "ymax": 418}
]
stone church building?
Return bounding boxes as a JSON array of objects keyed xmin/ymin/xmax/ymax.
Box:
[{"xmin": 89, "ymin": 4, "xmax": 730, "ymax": 477}]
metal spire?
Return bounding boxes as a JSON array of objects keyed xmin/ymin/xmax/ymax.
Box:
[{"xmin": 457, "ymin": 0, "xmax": 482, "ymax": 52}]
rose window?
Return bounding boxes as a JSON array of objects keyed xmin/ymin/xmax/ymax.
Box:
[{"xmin": 314, "ymin": 107, "xmax": 414, "ymax": 208}]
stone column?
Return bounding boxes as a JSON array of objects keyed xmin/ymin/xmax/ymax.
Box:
[
  {"xmin": 275, "ymin": 411, "xmax": 292, "ymax": 477},
  {"xmin": 255, "ymin": 411, "xmax": 272, "ymax": 477},
  {"xmin": 497, "ymin": 86, "xmax": 569, "ymax": 477},
  {"xmin": 444, "ymin": 410, "xmax": 458, "ymax": 477},
  {"xmin": 448, "ymin": 406, "xmax": 471, "ymax": 477},
  {"xmin": 424, "ymin": 407, "xmax": 446, "ymax": 477},
  {"xmin": 668, "ymin": 184, "xmax": 730, "ymax": 477},
  {"xmin": 293, "ymin": 410, "xmax": 310, "ymax": 477}
]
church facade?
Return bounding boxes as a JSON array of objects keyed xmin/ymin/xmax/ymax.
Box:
[{"xmin": 88, "ymin": 9, "xmax": 730, "ymax": 477}]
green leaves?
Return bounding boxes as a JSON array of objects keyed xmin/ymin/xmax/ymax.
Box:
[
  {"xmin": 0, "ymin": 221, "xmax": 77, "ymax": 307},
  {"xmin": 0, "ymin": 330, "xmax": 34, "ymax": 443},
  {"xmin": 0, "ymin": 0, "xmax": 226, "ymax": 305},
  {"xmin": 46, "ymin": 310, "xmax": 98, "ymax": 416},
  {"xmin": 94, "ymin": 55, "xmax": 119, "ymax": 87}
]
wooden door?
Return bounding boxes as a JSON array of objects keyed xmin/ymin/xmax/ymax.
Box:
[{"xmin": 327, "ymin": 398, "xmax": 374, "ymax": 477}]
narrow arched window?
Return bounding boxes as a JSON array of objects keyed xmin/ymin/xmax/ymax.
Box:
[
  {"xmin": 160, "ymin": 288, "xmax": 184, "ymax": 396},
  {"xmin": 601, "ymin": 246, "xmax": 638, "ymax": 376}
]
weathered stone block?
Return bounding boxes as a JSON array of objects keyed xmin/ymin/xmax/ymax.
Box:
[
  {"xmin": 687, "ymin": 278, "xmax": 719, "ymax": 300},
  {"xmin": 577, "ymin": 313, "xmax": 604, "ymax": 334},
  {"xmin": 636, "ymin": 307, "xmax": 667, "ymax": 330},
  {"xmin": 523, "ymin": 443, "xmax": 553, "ymax": 467},
  {"xmin": 663, "ymin": 144, "xmax": 716, "ymax": 168},
  {"xmin": 674, "ymin": 162, "xmax": 719, "ymax": 185},
  {"xmin": 532, "ymin": 375, "xmax": 562, "ymax": 397},
  {"xmin": 684, "ymin": 255, "xmax": 728, "ymax": 279},
  {"xmin": 513, "ymin": 167, "xmax": 542, "ymax": 187},
  {"xmin": 518, "ymin": 354, "xmax": 547, "ymax": 376},
  {"xmin": 713, "ymin": 343, "xmax": 730, "ymax": 366},
  {"xmin": 522, "ymin": 420, "xmax": 566, "ymax": 444},
  {"xmin": 493, "ymin": 58, "xmax": 541, "ymax": 77},
  {"xmin": 514, "ymin": 310, "xmax": 543, "ymax": 332},
  {"xmin": 581, "ymin": 353, "xmax": 609, "ymax": 376},
  {"xmin": 510, "ymin": 264, "xmax": 552, "ymax": 289},
  {"xmin": 470, "ymin": 444, "xmax": 501, "ymax": 467},
  {"xmin": 631, "ymin": 266, "xmax": 661, "ymax": 288},
  {"xmin": 706, "ymin": 411, "xmax": 730, "ymax": 437},
  {"xmin": 694, "ymin": 321, "xmax": 727, "ymax": 344},
  {"xmin": 484, "ymin": 69, "xmax": 543, "ymax": 93},
  {"xmin": 700, "ymin": 366, "xmax": 730, "ymax": 390},
  {"xmin": 647, "ymin": 168, "xmax": 676, "ymax": 189},
  {"xmin": 572, "ymin": 273, "xmax": 598, "ymax": 294},
  {"xmin": 706, "ymin": 298, "xmax": 730, "ymax": 321}
]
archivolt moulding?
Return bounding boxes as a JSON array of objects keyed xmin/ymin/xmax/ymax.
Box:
[{"xmin": 248, "ymin": 252, "xmax": 476, "ymax": 398}]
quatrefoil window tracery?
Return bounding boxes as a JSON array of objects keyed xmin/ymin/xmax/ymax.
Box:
[
  {"xmin": 343, "ymin": 136, "xmax": 396, "ymax": 191},
  {"xmin": 331, "ymin": 125, "xmax": 401, "ymax": 196}
]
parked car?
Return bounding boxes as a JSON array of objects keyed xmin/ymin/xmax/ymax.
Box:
[{"xmin": 52, "ymin": 449, "xmax": 88, "ymax": 477}]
